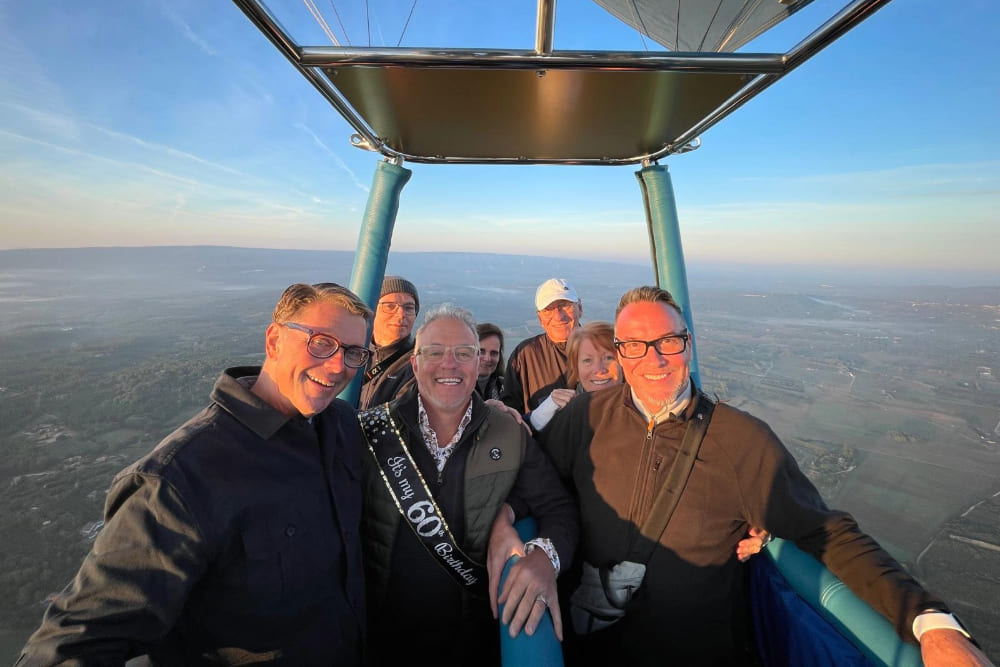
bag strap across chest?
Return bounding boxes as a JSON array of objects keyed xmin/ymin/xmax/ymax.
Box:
[
  {"xmin": 628, "ymin": 393, "xmax": 716, "ymax": 564},
  {"xmin": 364, "ymin": 344, "xmax": 410, "ymax": 383}
]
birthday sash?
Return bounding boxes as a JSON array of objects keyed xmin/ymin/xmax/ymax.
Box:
[{"xmin": 359, "ymin": 405, "xmax": 488, "ymax": 597}]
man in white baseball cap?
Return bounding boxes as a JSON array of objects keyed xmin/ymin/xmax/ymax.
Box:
[{"xmin": 502, "ymin": 278, "xmax": 582, "ymax": 418}]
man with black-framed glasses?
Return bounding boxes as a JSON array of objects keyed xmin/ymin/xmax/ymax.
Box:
[
  {"xmin": 360, "ymin": 275, "xmax": 421, "ymax": 409},
  {"xmin": 530, "ymin": 285, "xmax": 987, "ymax": 666},
  {"xmin": 19, "ymin": 283, "xmax": 373, "ymax": 666}
]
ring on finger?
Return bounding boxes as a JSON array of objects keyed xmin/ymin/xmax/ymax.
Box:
[{"xmin": 534, "ymin": 594, "xmax": 548, "ymax": 607}]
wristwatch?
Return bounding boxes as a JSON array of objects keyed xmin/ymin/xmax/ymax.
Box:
[{"xmin": 913, "ymin": 608, "xmax": 977, "ymax": 646}]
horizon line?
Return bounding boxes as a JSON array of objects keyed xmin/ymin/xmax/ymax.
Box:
[{"xmin": 2, "ymin": 245, "xmax": 999, "ymax": 288}]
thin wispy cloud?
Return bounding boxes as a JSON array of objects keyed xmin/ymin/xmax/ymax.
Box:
[
  {"xmin": 676, "ymin": 197, "xmax": 999, "ymax": 272},
  {"xmin": 157, "ymin": 1, "xmax": 216, "ymax": 56},
  {"xmin": 0, "ymin": 101, "xmax": 80, "ymax": 145},
  {"xmin": 294, "ymin": 122, "xmax": 369, "ymax": 193},
  {"xmin": 232, "ymin": 75, "xmax": 275, "ymax": 107},
  {"xmin": 0, "ymin": 16, "xmax": 68, "ymax": 114},
  {"xmin": 1, "ymin": 101, "xmax": 347, "ymax": 223},
  {"xmin": 680, "ymin": 195, "xmax": 996, "ymax": 230},
  {"xmin": 415, "ymin": 202, "xmax": 643, "ymax": 232},
  {"xmin": 393, "ymin": 207, "xmax": 651, "ymax": 260},
  {"xmin": 166, "ymin": 192, "xmax": 187, "ymax": 226},
  {"xmin": 0, "ymin": 128, "xmax": 348, "ymax": 232},
  {"xmin": 0, "ymin": 128, "xmax": 209, "ymax": 189},
  {"xmin": 90, "ymin": 122, "xmax": 249, "ymax": 178},
  {"xmin": 732, "ymin": 161, "xmax": 1000, "ymax": 199},
  {"xmin": 2, "ymin": 101, "xmax": 251, "ymax": 179},
  {"xmin": 369, "ymin": 3, "xmax": 389, "ymax": 47}
]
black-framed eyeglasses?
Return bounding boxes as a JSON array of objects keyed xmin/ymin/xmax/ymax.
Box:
[
  {"xmin": 282, "ymin": 322, "xmax": 371, "ymax": 368},
  {"xmin": 614, "ymin": 332, "xmax": 689, "ymax": 359},
  {"xmin": 378, "ymin": 301, "xmax": 417, "ymax": 316},
  {"xmin": 416, "ymin": 344, "xmax": 479, "ymax": 364}
]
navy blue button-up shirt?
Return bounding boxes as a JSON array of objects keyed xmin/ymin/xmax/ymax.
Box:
[{"xmin": 18, "ymin": 367, "xmax": 365, "ymax": 666}]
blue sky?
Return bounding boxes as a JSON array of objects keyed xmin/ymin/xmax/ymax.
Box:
[{"xmin": 1, "ymin": 0, "xmax": 997, "ymax": 280}]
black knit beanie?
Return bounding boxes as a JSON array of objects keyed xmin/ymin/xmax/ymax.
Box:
[{"xmin": 380, "ymin": 276, "xmax": 420, "ymax": 313}]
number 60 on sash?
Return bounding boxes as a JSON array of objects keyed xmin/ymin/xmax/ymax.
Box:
[{"xmin": 407, "ymin": 500, "xmax": 444, "ymax": 537}]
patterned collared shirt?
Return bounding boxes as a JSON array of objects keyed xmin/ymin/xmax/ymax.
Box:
[{"xmin": 416, "ymin": 395, "xmax": 474, "ymax": 471}]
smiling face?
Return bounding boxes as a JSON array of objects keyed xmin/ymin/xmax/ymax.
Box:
[
  {"xmin": 537, "ymin": 299, "xmax": 581, "ymax": 343},
  {"xmin": 412, "ymin": 316, "xmax": 479, "ymax": 417},
  {"xmin": 262, "ymin": 300, "xmax": 368, "ymax": 418},
  {"xmin": 478, "ymin": 334, "xmax": 502, "ymax": 378},
  {"xmin": 373, "ymin": 291, "xmax": 417, "ymax": 346},
  {"xmin": 615, "ymin": 300, "xmax": 692, "ymax": 410},
  {"xmin": 577, "ymin": 337, "xmax": 622, "ymax": 393}
]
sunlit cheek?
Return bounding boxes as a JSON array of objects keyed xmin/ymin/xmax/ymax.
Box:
[
  {"xmin": 621, "ymin": 362, "xmax": 638, "ymax": 385},
  {"xmin": 668, "ymin": 356, "xmax": 687, "ymax": 373}
]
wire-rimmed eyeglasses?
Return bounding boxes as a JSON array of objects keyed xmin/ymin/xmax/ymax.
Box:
[
  {"xmin": 613, "ymin": 332, "xmax": 689, "ymax": 359},
  {"xmin": 282, "ymin": 322, "xmax": 371, "ymax": 368},
  {"xmin": 378, "ymin": 301, "xmax": 417, "ymax": 316}
]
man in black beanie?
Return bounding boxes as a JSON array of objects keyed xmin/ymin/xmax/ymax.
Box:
[{"xmin": 360, "ymin": 275, "xmax": 420, "ymax": 409}]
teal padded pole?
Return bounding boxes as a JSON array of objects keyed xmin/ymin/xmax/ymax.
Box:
[
  {"xmin": 765, "ymin": 539, "xmax": 922, "ymax": 666},
  {"xmin": 340, "ymin": 160, "xmax": 412, "ymax": 407},
  {"xmin": 498, "ymin": 518, "xmax": 563, "ymax": 666},
  {"xmin": 635, "ymin": 164, "xmax": 700, "ymax": 387}
]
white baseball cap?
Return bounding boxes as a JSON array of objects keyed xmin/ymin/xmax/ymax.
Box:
[{"xmin": 535, "ymin": 278, "xmax": 580, "ymax": 310}]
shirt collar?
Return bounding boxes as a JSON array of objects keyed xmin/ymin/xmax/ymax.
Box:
[
  {"xmin": 630, "ymin": 378, "xmax": 692, "ymax": 425},
  {"xmin": 416, "ymin": 394, "xmax": 474, "ymax": 471},
  {"xmin": 211, "ymin": 366, "xmax": 299, "ymax": 440}
]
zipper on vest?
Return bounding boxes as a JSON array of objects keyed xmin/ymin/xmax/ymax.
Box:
[
  {"xmin": 627, "ymin": 419, "xmax": 657, "ymax": 526},
  {"xmin": 639, "ymin": 421, "xmax": 664, "ymax": 520},
  {"xmin": 638, "ymin": 423, "xmax": 665, "ymax": 529}
]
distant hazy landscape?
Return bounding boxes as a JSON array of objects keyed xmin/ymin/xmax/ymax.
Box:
[{"xmin": 1, "ymin": 246, "xmax": 998, "ymax": 661}]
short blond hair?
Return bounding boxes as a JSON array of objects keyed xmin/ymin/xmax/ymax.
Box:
[
  {"xmin": 272, "ymin": 283, "xmax": 372, "ymax": 324},
  {"xmin": 615, "ymin": 286, "xmax": 683, "ymax": 319}
]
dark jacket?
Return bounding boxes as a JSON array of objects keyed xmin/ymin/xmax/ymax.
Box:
[
  {"xmin": 361, "ymin": 388, "xmax": 578, "ymax": 666},
  {"xmin": 18, "ymin": 367, "xmax": 366, "ymax": 666},
  {"xmin": 475, "ymin": 373, "xmax": 504, "ymax": 401},
  {"xmin": 540, "ymin": 385, "xmax": 946, "ymax": 665},
  {"xmin": 501, "ymin": 333, "xmax": 570, "ymax": 413},
  {"xmin": 360, "ymin": 336, "xmax": 415, "ymax": 409}
]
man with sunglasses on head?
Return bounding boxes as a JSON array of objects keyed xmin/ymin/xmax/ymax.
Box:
[
  {"xmin": 529, "ymin": 286, "xmax": 989, "ymax": 666},
  {"xmin": 18, "ymin": 283, "xmax": 373, "ymax": 666},
  {"xmin": 360, "ymin": 275, "xmax": 420, "ymax": 409},
  {"xmin": 502, "ymin": 278, "xmax": 583, "ymax": 425},
  {"xmin": 359, "ymin": 304, "xmax": 578, "ymax": 666}
]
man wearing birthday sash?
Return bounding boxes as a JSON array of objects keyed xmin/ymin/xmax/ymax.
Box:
[{"xmin": 359, "ymin": 304, "xmax": 578, "ymax": 666}]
